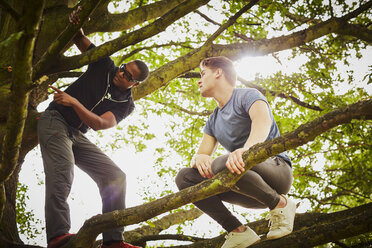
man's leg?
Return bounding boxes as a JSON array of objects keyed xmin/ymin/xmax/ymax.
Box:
[
  {"xmin": 38, "ymin": 110, "xmax": 75, "ymax": 242},
  {"xmin": 71, "ymin": 131, "xmax": 126, "ymax": 243}
]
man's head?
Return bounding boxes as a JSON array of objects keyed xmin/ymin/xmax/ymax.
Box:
[
  {"xmin": 114, "ymin": 60, "xmax": 149, "ymax": 91},
  {"xmin": 200, "ymin": 56, "xmax": 236, "ymax": 85},
  {"xmin": 198, "ymin": 56, "xmax": 236, "ymax": 97}
]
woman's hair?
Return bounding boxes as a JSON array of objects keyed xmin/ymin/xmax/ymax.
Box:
[{"xmin": 200, "ymin": 56, "xmax": 237, "ymax": 85}]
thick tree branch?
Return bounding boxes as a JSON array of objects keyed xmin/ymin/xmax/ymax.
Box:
[
  {"xmin": 163, "ymin": 203, "xmax": 372, "ymax": 248},
  {"xmin": 33, "ymin": 0, "xmax": 106, "ymax": 80},
  {"xmin": 0, "ymin": 0, "xmax": 45, "ymax": 221},
  {"xmin": 61, "ymin": 99, "xmax": 372, "ymax": 248},
  {"xmin": 0, "ymin": 0, "xmax": 20, "ymax": 20},
  {"xmin": 335, "ymin": 22, "xmax": 372, "ymax": 43},
  {"xmin": 125, "ymin": 208, "xmax": 203, "ymax": 245},
  {"xmin": 84, "ymin": 0, "xmax": 186, "ymax": 34},
  {"xmin": 0, "ymin": 0, "xmax": 44, "ymax": 181},
  {"xmin": 45, "ymin": 0, "xmax": 211, "ymax": 76}
]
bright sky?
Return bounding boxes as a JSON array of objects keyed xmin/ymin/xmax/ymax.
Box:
[{"xmin": 18, "ymin": 1, "xmax": 372, "ymax": 246}]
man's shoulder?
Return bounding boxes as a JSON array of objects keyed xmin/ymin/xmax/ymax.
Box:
[
  {"xmin": 234, "ymin": 88, "xmax": 266, "ymax": 101},
  {"xmin": 235, "ymin": 87, "xmax": 261, "ymax": 95}
]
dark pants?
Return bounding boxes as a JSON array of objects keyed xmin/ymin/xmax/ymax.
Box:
[
  {"xmin": 175, "ymin": 154, "xmax": 293, "ymax": 232},
  {"xmin": 38, "ymin": 110, "xmax": 126, "ymax": 242}
]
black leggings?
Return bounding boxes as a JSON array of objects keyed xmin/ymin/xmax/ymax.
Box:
[{"xmin": 175, "ymin": 154, "xmax": 293, "ymax": 232}]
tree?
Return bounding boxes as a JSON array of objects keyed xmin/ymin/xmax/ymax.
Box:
[{"xmin": 0, "ymin": 0, "xmax": 371, "ymax": 247}]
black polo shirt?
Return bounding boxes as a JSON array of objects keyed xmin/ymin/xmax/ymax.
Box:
[{"xmin": 47, "ymin": 44, "xmax": 134, "ymax": 133}]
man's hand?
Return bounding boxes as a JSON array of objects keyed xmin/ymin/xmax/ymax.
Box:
[
  {"xmin": 49, "ymin": 85, "xmax": 77, "ymax": 107},
  {"xmin": 194, "ymin": 154, "xmax": 214, "ymax": 179},
  {"xmin": 226, "ymin": 148, "xmax": 248, "ymax": 174},
  {"xmin": 69, "ymin": 6, "xmax": 83, "ymax": 25},
  {"xmin": 69, "ymin": 6, "xmax": 92, "ymax": 52}
]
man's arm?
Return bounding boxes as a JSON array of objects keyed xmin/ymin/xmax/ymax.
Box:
[
  {"xmin": 225, "ymin": 100, "xmax": 272, "ymax": 174},
  {"xmin": 192, "ymin": 133, "xmax": 218, "ymax": 178},
  {"xmin": 69, "ymin": 6, "xmax": 92, "ymax": 53},
  {"xmin": 50, "ymin": 85, "xmax": 116, "ymax": 130},
  {"xmin": 72, "ymin": 29, "xmax": 92, "ymax": 53},
  {"xmin": 243, "ymin": 100, "xmax": 272, "ymax": 149}
]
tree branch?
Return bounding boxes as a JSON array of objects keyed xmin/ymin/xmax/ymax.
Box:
[
  {"xmin": 157, "ymin": 101, "xmax": 212, "ymax": 116},
  {"xmin": 335, "ymin": 22, "xmax": 372, "ymax": 43},
  {"xmin": 0, "ymin": 0, "xmax": 45, "ymax": 221},
  {"xmin": 84, "ymin": 0, "xmax": 186, "ymax": 34},
  {"xmin": 45, "ymin": 0, "xmax": 211, "ymax": 76},
  {"xmin": 33, "ymin": 0, "xmax": 106, "ymax": 80},
  {"xmin": 0, "ymin": 0, "xmax": 20, "ymax": 20},
  {"xmin": 194, "ymin": 10, "xmax": 221, "ymax": 26},
  {"xmin": 133, "ymin": 3, "xmax": 371, "ymax": 100},
  {"xmin": 238, "ymin": 76, "xmax": 323, "ymax": 111},
  {"xmin": 205, "ymin": 0, "xmax": 260, "ymax": 44},
  {"xmin": 125, "ymin": 208, "xmax": 203, "ymax": 245},
  {"xmin": 61, "ymin": 99, "xmax": 372, "ymax": 247},
  {"xmin": 164, "ymin": 203, "xmax": 372, "ymax": 248},
  {"xmin": 115, "ymin": 41, "xmax": 194, "ymax": 65}
]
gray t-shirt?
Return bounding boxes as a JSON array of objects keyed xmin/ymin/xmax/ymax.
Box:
[{"xmin": 204, "ymin": 88, "xmax": 291, "ymax": 166}]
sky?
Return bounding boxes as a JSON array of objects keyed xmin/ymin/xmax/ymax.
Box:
[{"xmin": 17, "ymin": 1, "xmax": 372, "ymax": 246}]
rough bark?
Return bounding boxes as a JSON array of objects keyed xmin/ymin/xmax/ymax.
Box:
[{"xmin": 0, "ymin": 0, "xmax": 45, "ymax": 227}]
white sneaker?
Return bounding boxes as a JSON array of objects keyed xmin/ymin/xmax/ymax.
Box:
[
  {"xmin": 266, "ymin": 195, "xmax": 296, "ymax": 240},
  {"xmin": 221, "ymin": 226, "xmax": 260, "ymax": 248}
]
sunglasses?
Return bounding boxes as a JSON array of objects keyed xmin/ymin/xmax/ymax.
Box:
[{"xmin": 119, "ymin": 64, "xmax": 140, "ymax": 84}]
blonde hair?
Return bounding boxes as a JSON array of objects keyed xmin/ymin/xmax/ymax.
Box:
[{"xmin": 200, "ymin": 56, "xmax": 237, "ymax": 85}]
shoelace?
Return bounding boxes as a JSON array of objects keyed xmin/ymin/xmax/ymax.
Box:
[{"xmin": 266, "ymin": 210, "xmax": 285, "ymax": 230}]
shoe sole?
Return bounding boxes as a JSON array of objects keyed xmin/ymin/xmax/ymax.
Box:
[
  {"xmin": 235, "ymin": 236, "xmax": 261, "ymax": 248},
  {"xmin": 266, "ymin": 230, "xmax": 292, "ymax": 240}
]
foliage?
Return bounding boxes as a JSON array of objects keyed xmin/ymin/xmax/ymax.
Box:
[
  {"xmin": 15, "ymin": 183, "xmax": 43, "ymax": 242},
  {"xmin": 0, "ymin": 0, "xmax": 370, "ymax": 246}
]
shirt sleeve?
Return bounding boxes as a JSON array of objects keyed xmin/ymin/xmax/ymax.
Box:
[
  {"xmin": 203, "ymin": 109, "xmax": 217, "ymax": 137},
  {"xmin": 110, "ymin": 99, "xmax": 135, "ymax": 124},
  {"xmin": 203, "ymin": 119, "xmax": 214, "ymax": 137},
  {"xmin": 240, "ymin": 89, "xmax": 268, "ymax": 114}
]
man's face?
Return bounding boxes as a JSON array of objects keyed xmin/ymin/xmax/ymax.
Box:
[
  {"xmin": 198, "ymin": 66, "xmax": 216, "ymax": 97},
  {"xmin": 113, "ymin": 62, "xmax": 141, "ymax": 91}
]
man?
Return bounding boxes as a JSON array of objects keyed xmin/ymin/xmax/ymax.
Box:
[
  {"xmin": 175, "ymin": 56, "xmax": 296, "ymax": 248},
  {"xmin": 37, "ymin": 6, "xmax": 148, "ymax": 248}
]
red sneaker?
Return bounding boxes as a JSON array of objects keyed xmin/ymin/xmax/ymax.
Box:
[
  {"xmin": 47, "ymin": 233, "xmax": 75, "ymax": 248},
  {"xmin": 100, "ymin": 241, "xmax": 142, "ymax": 248}
]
